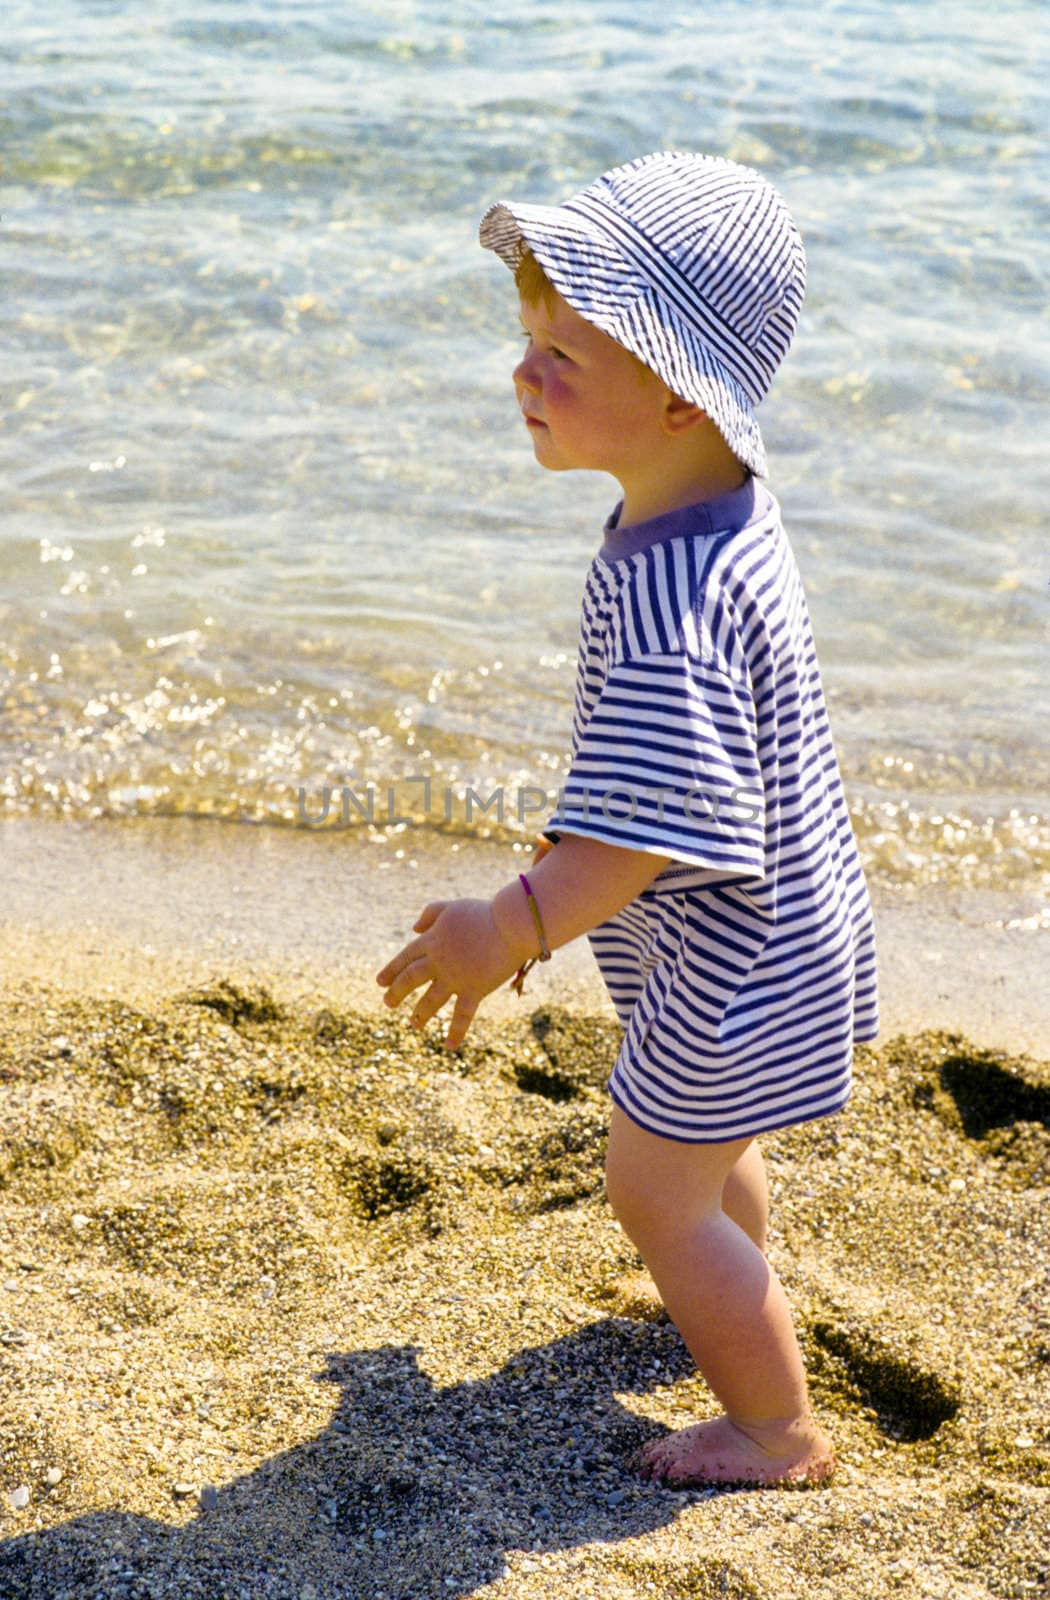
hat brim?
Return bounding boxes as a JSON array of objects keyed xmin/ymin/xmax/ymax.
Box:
[{"xmin": 479, "ymin": 198, "xmax": 767, "ymax": 477}]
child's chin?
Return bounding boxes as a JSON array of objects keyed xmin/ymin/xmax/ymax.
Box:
[{"xmin": 530, "ymin": 441, "xmax": 571, "ymax": 471}]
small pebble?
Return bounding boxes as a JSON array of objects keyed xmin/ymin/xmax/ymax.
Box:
[
  {"xmin": 9, "ymin": 1486, "xmax": 30, "ymax": 1510},
  {"xmin": 172, "ymin": 1481, "xmax": 196, "ymax": 1498},
  {"xmin": 71, "ymin": 1214, "xmax": 90, "ymax": 1232},
  {"xmin": 200, "ymin": 1484, "xmax": 219, "ymax": 1510},
  {"xmin": 45, "ymin": 1467, "xmax": 63, "ymax": 1486},
  {"xmin": 859, "ymin": 1511, "xmax": 873, "ymax": 1526}
]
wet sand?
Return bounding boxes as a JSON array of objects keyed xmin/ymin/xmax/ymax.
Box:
[
  {"xmin": 0, "ymin": 817, "xmax": 1048, "ymax": 1599},
  {"xmin": 3, "ymin": 815, "xmax": 1050, "ymax": 1059}
]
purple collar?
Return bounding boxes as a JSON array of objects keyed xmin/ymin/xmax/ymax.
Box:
[{"xmin": 599, "ymin": 475, "xmax": 766, "ymax": 563}]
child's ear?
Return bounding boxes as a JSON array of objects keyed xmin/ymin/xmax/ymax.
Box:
[{"xmin": 660, "ymin": 392, "xmax": 707, "ymax": 436}]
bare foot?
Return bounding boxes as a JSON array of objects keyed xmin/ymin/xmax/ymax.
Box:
[{"xmin": 632, "ymin": 1414, "xmax": 835, "ymax": 1489}]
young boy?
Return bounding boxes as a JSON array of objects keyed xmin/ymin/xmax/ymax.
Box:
[{"xmin": 377, "ymin": 151, "xmax": 879, "ymax": 1487}]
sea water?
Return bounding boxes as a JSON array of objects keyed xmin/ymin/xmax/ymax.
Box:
[{"xmin": 2, "ymin": 0, "xmax": 1048, "ymax": 915}]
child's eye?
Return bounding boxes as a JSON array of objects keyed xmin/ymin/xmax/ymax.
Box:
[{"xmin": 517, "ymin": 329, "xmax": 570, "ymax": 361}]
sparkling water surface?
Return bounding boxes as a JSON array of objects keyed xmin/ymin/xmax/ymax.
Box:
[{"xmin": 2, "ymin": 0, "xmax": 1048, "ymax": 908}]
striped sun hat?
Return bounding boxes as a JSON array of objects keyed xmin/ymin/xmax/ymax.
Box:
[{"xmin": 479, "ymin": 150, "xmax": 806, "ymax": 478}]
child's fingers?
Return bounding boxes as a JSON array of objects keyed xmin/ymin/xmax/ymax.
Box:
[
  {"xmin": 409, "ymin": 980, "xmax": 452, "ymax": 1031},
  {"xmin": 412, "ymin": 901, "xmax": 447, "ymax": 933},
  {"xmin": 375, "ymin": 940, "xmax": 419, "ymax": 987},
  {"xmin": 444, "ymin": 992, "xmax": 479, "ymax": 1052},
  {"xmin": 376, "ymin": 923, "xmax": 438, "ymax": 986},
  {"xmin": 380, "ymin": 955, "xmax": 431, "ymax": 1009}
]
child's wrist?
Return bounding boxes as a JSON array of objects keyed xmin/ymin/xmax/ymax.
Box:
[{"xmin": 491, "ymin": 878, "xmax": 547, "ymax": 964}]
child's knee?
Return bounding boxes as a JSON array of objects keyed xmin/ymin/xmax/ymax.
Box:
[
  {"xmin": 606, "ymin": 1108, "xmax": 754, "ymax": 1250},
  {"xmin": 604, "ymin": 1140, "xmax": 644, "ymax": 1237},
  {"xmin": 722, "ymin": 1142, "xmax": 769, "ymax": 1252},
  {"xmin": 604, "ymin": 1135, "xmax": 670, "ymax": 1250},
  {"xmin": 605, "ymin": 1132, "xmax": 699, "ymax": 1252}
]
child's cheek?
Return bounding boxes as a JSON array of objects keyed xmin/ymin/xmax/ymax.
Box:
[{"xmin": 545, "ymin": 373, "xmax": 574, "ymax": 412}]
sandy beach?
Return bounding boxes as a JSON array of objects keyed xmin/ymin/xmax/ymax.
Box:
[
  {"xmin": 5, "ymin": 0, "xmax": 1048, "ymax": 1593},
  {"xmin": 0, "ymin": 817, "xmax": 1047, "ymax": 1600}
]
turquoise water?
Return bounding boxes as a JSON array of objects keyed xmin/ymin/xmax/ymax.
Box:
[{"xmin": 2, "ymin": 0, "xmax": 1049, "ymax": 904}]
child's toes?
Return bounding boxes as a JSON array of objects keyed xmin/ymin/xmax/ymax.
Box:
[
  {"xmin": 630, "ymin": 1417, "xmax": 835, "ymax": 1489},
  {"xmin": 630, "ymin": 1434, "xmax": 677, "ymax": 1480}
]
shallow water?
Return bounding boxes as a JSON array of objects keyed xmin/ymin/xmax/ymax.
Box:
[{"xmin": 2, "ymin": 0, "xmax": 1049, "ymax": 906}]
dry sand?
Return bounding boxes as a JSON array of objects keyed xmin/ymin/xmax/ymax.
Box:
[{"xmin": 0, "ymin": 817, "xmax": 1048, "ymax": 1600}]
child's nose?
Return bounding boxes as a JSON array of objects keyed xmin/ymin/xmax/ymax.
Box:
[{"xmin": 513, "ymin": 351, "xmax": 540, "ymax": 393}]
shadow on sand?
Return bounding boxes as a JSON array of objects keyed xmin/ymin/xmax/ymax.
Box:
[{"xmin": 0, "ymin": 1316, "xmax": 714, "ymax": 1599}]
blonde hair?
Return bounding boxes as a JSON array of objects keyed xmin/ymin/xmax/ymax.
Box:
[
  {"xmin": 514, "ymin": 248, "xmax": 656, "ymax": 384},
  {"xmin": 514, "ymin": 247, "xmax": 557, "ymax": 311}
]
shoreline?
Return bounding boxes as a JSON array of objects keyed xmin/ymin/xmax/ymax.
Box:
[{"xmin": 1, "ymin": 813, "xmax": 1048, "ymax": 1059}]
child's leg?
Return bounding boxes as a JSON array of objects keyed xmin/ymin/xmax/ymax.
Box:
[
  {"xmin": 613, "ymin": 1139, "xmax": 767, "ymax": 1312},
  {"xmin": 605, "ymin": 1105, "xmax": 832, "ymax": 1486},
  {"xmin": 721, "ymin": 1137, "xmax": 768, "ymax": 1251}
]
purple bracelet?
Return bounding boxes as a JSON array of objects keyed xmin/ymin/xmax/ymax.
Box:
[{"xmin": 509, "ymin": 871, "xmax": 551, "ymax": 995}]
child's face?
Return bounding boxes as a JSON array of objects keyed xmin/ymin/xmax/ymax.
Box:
[{"xmin": 513, "ymin": 289, "xmax": 668, "ymax": 480}]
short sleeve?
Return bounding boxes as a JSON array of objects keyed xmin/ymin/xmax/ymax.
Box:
[{"xmin": 547, "ymin": 653, "xmax": 766, "ymax": 892}]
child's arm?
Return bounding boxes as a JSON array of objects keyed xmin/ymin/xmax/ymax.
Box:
[{"xmin": 375, "ymin": 833, "xmax": 669, "ymax": 1050}]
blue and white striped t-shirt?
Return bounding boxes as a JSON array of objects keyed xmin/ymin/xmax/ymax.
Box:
[{"xmin": 547, "ymin": 475, "xmax": 879, "ymax": 1143}]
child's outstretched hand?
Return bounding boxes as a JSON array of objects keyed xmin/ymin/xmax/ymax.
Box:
[{"xmin": 375, "ymin": 897, "xmax": 523, "ymax": 1051}]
